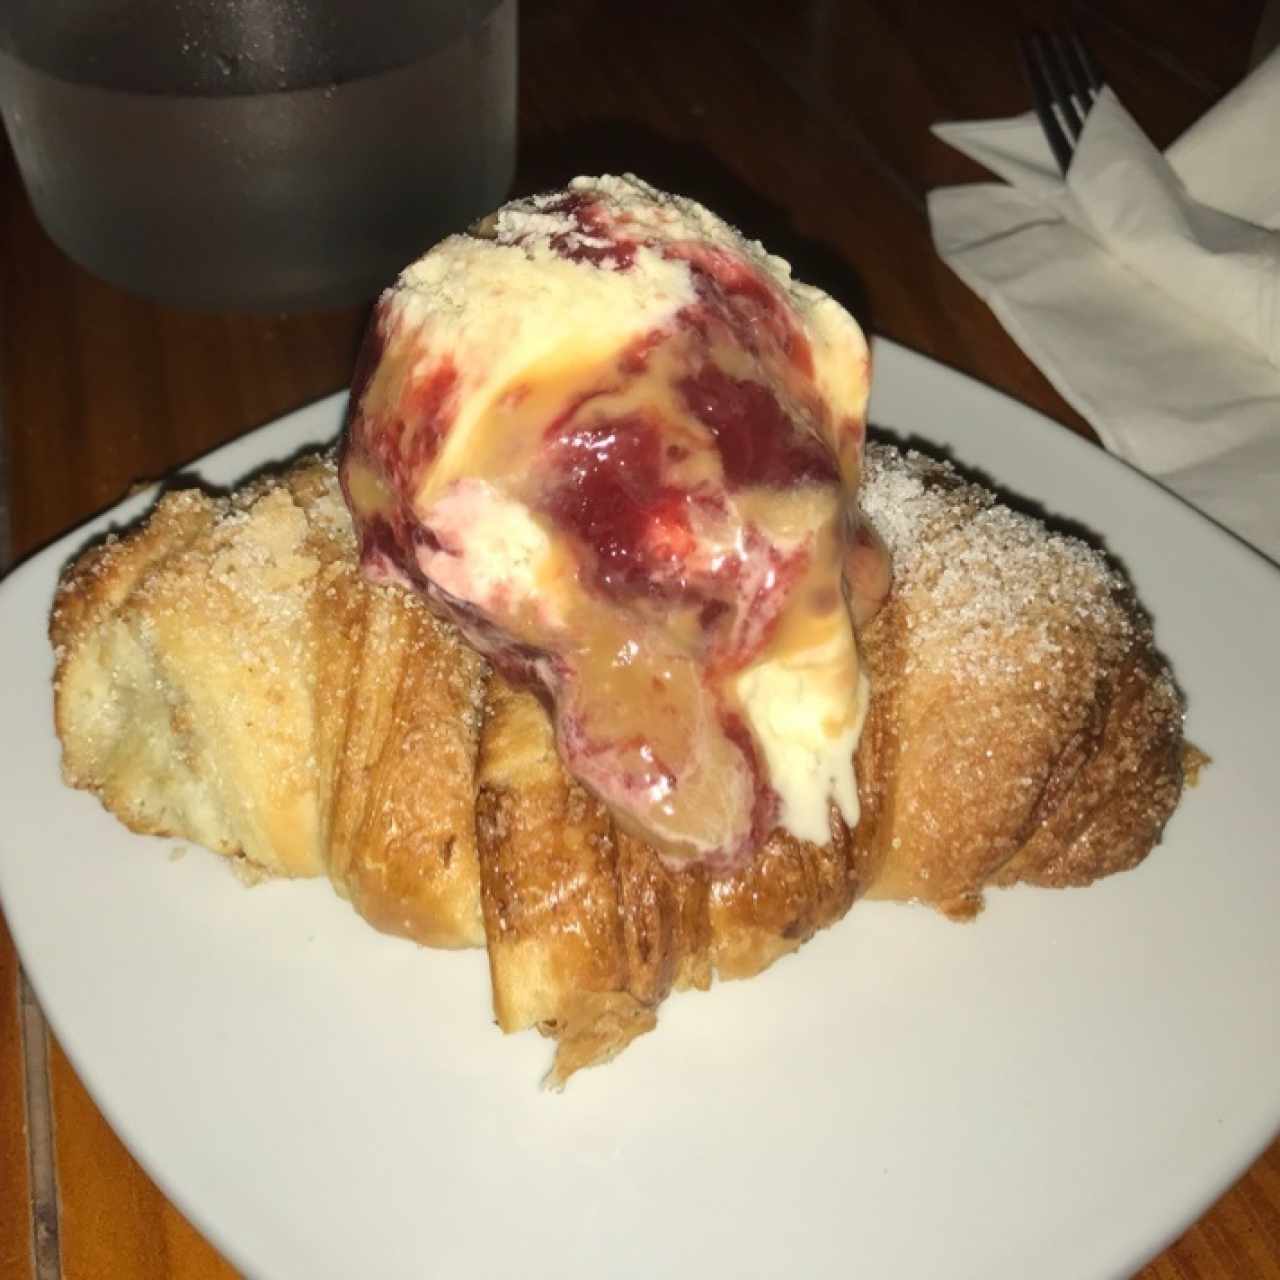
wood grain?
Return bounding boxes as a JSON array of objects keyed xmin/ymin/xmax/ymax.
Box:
[
  {"xmin": 1, "ymin": 188, "xmax": 365, "ymax": 559},
  {"xmin": 48, "ymin": 1040, "xmax": 237, "ymax": 1280},
  {"xmin": 1, "ymin": 1, "xmax": 1277, "ymax": 1277},
  {"xmin": 0, "ymin": 917, "xmax": 33, "ymax": 1280}
]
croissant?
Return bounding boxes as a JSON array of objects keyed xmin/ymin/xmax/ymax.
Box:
[{"xmin": 50, "ymin": 444, "xmax": 1190, "ymax": 1083}]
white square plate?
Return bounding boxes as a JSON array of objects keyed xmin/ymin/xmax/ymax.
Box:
[{"xmin": 2, "ymin": 340, "xmax": 1277, "ymax": 1279}]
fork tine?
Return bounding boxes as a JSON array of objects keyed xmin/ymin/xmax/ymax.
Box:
[
  {"xmin": 1034, "ymin": 32, "xmax": 1087, "ymax": 140},
  {"xmin": 1059, "ymin": 32, "xmax": 1100, "ymax": 111},
  {"xmin": 1018, "ymin": 33, "xmax": 1073, "ymax": 175},
  {"xmin": 1070, "ymin": 31, "xmax": 1105, "ymax": 93}
]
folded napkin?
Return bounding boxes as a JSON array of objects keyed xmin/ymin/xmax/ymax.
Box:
[{"xmin": 929, "ymin": 47, "xmax": 1280, "ymax": 564}]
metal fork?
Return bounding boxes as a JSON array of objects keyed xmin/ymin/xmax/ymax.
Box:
[{"xmin": 1019, "ymin": 31, "xmax": 1106, "ymax": 174}]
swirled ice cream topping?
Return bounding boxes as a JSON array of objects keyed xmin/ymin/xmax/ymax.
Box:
[{"xmin": 340, "ymin": 175, "xmax": 874, "ymax": 869}]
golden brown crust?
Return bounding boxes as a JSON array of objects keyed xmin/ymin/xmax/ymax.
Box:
[
  {"xmin": 992, "ymin": 645, "xmax": 1185, "ymax": 891},
  {"xmin": 474, "ymin": 675, "xmax": 870, "ymax": 1079},
  {"xmin": 49, "ymin": 444, "xmax": 1191, "ymax": 1082},
  {"xmin": 856, "ymin": 445, "xmax": 1185, "ymax": 917},
  {"xmin": 51, "ymin": 455, "xmax": 486, "ymax": 948},
  {"xmin": 475, "ymin": 676, "xmax": 631, "ymax": 1032},
  {"xmin": 317, "ymin": 564, "xmax": 488, "ymax": 949}
]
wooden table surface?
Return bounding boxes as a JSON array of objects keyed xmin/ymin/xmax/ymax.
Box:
[{"xmin": 2, "ymin": 2, "xmax": 1278, "ymax": 1276}]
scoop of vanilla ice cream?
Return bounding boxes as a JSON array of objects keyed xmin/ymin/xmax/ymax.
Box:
[{"xmin": 340, "ymin": 174, "xmax": 874, "ymax": 868}]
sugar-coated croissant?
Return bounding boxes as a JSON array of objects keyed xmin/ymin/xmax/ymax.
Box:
[{"xmin": 50, "ymin": 445, "xmax": 1190, "ymax": 1083}]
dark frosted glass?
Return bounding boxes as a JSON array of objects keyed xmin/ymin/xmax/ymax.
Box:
[{"xmin": 0, "ymin": 0, "xmax": 516, "ymax": 309}]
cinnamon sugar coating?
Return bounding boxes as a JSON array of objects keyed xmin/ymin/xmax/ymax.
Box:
[
  {"xmin": 856, "ymin": 445, "xmax": 1186, "ymax": 916},
  {"xmin": 51, "ymin": 456, "xmax": 487, "ymax": 949}
]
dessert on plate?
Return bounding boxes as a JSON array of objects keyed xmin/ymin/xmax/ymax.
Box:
[
  {"xmin": 50, "ymin": 177, "xmax": 1191, "ymax": 1083},
  {"xmin": 341, "ymin": 175, "xmax": 886, "ymax": 872}
]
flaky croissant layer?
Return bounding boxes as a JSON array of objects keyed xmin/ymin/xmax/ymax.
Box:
[{"xmin": 50, "ymin": 446, "xmax": 1188, "ymax": 1083}]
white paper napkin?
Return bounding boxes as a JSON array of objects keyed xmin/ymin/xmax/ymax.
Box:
[{"xmin": 929, "ymin": 47, "xmax": 1280, "ymax": 564}]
